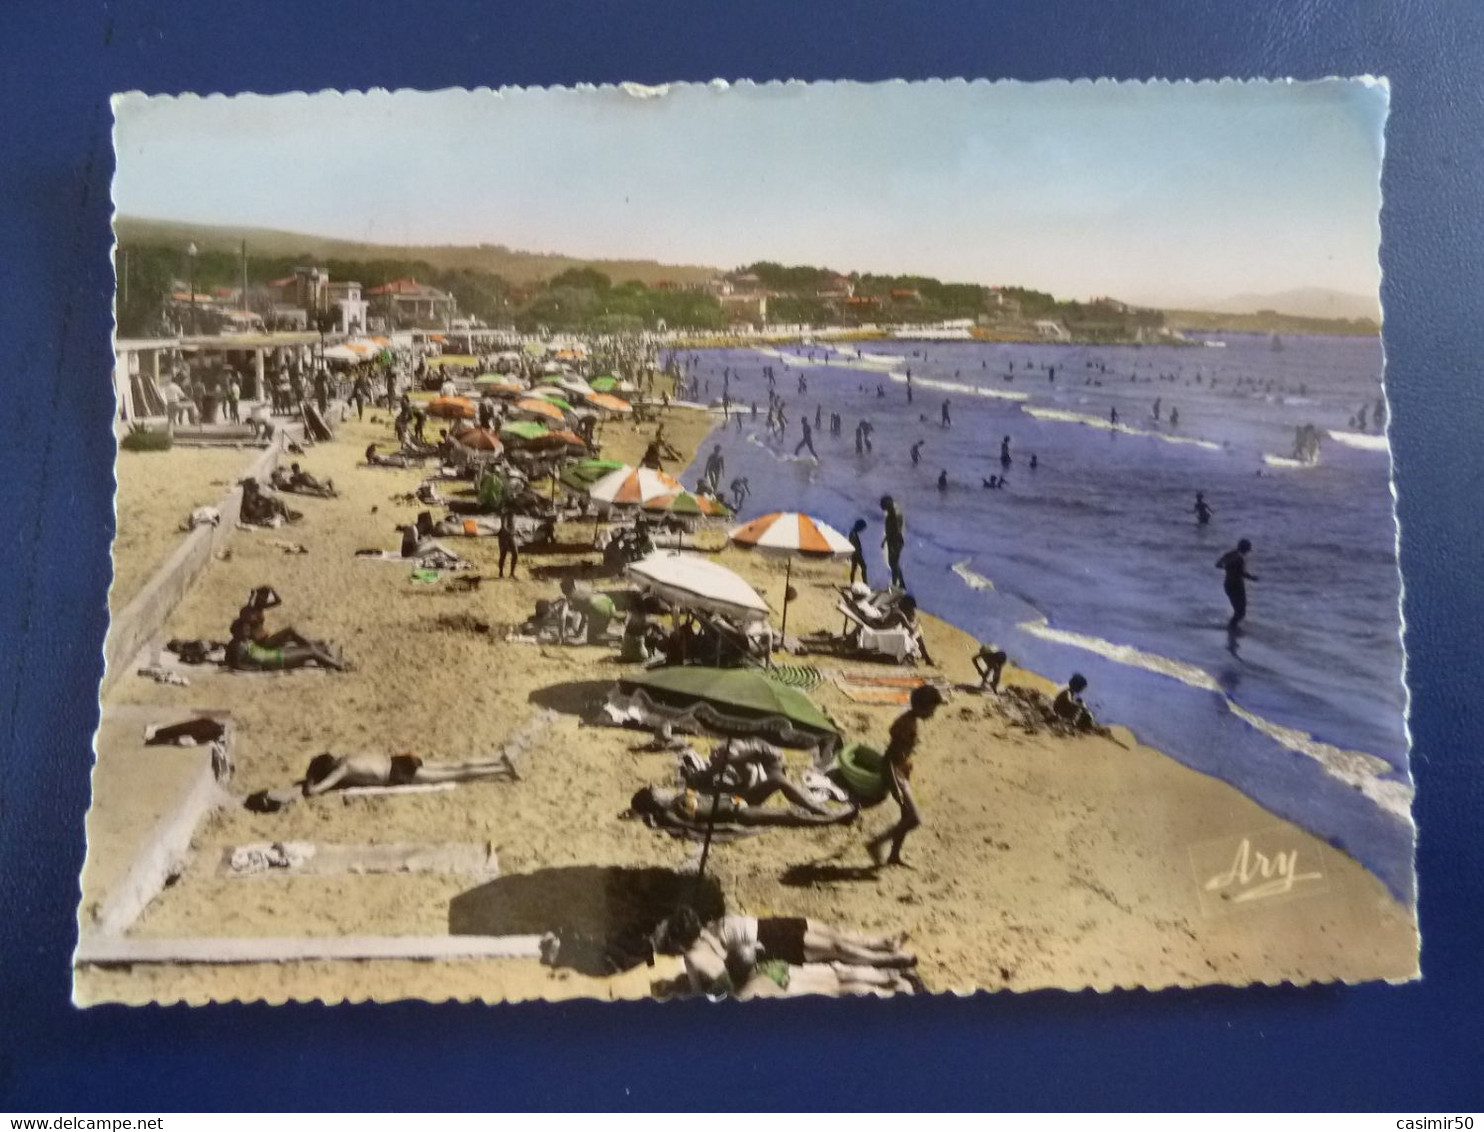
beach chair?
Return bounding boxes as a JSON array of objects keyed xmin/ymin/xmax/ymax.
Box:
[{"xmin": 833, "ymin": 601, "xmax": 919, "ymax": 664}]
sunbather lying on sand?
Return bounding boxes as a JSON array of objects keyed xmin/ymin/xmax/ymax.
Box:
[
  {"xmin": 364, "ymin": 443, "xmax": 418, "ymax": 468},
  {"xmin": 624, "ymin": 785, "xmax": 855, "ymax": 831},
  {"xmin": 270, "ymin": 462, "xmax": 337, "ymax": 497},
  {"xmin": 668, "ymin": 907, "xmax": 914, "ymax": 998},
  {"xmin": 685, "ymin": 738, "xmax": 832, "ymax": 816},
  {"xmin": 301, "ymin": 751, "xmax": 518, "ymax": 795},
  {"xmin": 244, "ymin": 751, "xmax": 518, "ymax": 812},
  {"xmin": 419, "ymin": 512, "xmax": 500, "ymax": 538}
]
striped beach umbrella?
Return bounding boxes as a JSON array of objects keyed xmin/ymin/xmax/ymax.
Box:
[
  {"xmin": 644, "ymin": 491, "xmax": 733, "ymax": 518},
  {"xmin": 587, "ymin": 464, "xmax": 684, "ymax": 507},
  {"xmin": 728, "ymin": 512, "xmax": 853, "ymax": 558},
  {"xmin": 728, "ymin": 511, "xmax": 853, "ymax": 637}
]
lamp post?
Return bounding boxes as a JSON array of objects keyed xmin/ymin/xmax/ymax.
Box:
[{"xmin": 186, "ymin": 241, "xmax": 198, "ymax": 335}]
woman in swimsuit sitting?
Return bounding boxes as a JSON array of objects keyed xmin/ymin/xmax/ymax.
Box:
[{"xmin": 224, "ymin": 617, "xmax": 345, "ymax": 672}]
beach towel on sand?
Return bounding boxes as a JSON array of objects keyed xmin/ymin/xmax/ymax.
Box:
[{"xmin": 834, "ymin": 671, "xmax": 933, "ymax": 706}]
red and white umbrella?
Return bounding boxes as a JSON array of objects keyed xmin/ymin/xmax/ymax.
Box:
[
  {"xmin": 587, "ymin": 464, "xmax": 685, "ymax": 507},
  {"xmin": 728, "ymin": 511, "xmax": 853, "ymax": 637}
]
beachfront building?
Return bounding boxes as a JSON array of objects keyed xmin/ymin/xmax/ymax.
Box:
[
  {"xmin": 1034, "ymin": 319, "xmax": 1072, "ymax": 341},
  {"xmin": 985, "ymin": 288, "xmax": 1022, "ymax": 317},
  {"xmin": 719, "ymin": 292, "xmax": 767, "ymax": 326},
  {"xmin": 817, "ymin": 274, "xmax": 855, "ymax": 300},
  {"xmin": 326, "ymin": 280, "xmax": 368, "ymax": 335},
  {"xmin": 367, "ymin": 278, "xmax": 459, "ymax": 329}
]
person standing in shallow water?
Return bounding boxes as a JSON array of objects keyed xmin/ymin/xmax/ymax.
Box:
[
  {"xmin": 1216, "ymin": 539, "xmax": 1259, "ymax": 630},
  {"xmin": 848, "ymin": 519, "xmax": 869, "ymax": 586},
  {"xmin": 881, "ymin": 495, "xmax": 906, "ymax": 589},
  {"xmin": 999, "ymin": 435, "xmax": 1012, "ymax": 471},
  {"xmin": 1193, "ymin": 492, "xmax": 1213, "ymax": 526}
]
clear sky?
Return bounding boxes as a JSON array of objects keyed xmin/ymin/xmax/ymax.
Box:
[{"xmin": 113, "ymin": 79, "xmax": 1387, "ymax": 306}]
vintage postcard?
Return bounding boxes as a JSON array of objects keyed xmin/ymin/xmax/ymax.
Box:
[{"xmin": 81, "ymin": 79, "xmax": 1415, "ymax": 1005}]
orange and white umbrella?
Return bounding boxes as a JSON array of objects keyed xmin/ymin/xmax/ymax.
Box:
[
  {"xmin": 728, "ymin": 511, "xmax": 853, "ymax": 637},
  {"xmin": 728, "ymin": 512, "xmax": 852, "ymax": 558},
  {"xmin": 587, "ymin": 464, "xmax": 684, "ymax": 506}
]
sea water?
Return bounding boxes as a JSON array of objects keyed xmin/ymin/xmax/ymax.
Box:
[{"xmin": 669, "ymin": 334, "xmax": 1414, "ymax": 900}]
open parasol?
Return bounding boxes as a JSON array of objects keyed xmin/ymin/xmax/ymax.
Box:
[
  {"xmin": 625, "ymin": 550, "xmax": 769, "ymax": 623},
  {"xmin": 728, "ymin": 512, "xmax": 853, "ymax": 637},
  {"xmin": 584, "ymin": 392, "xmax": 633, "ymax": 415},
  {"xmin": 428, "ymin": 395, "xmax": 476, "ymax": 420},
  {"xmin": 453, "ymin": 426, "xmax": 503, "ymax": 453},
  {"xmin": 513, "ymin": 398, "xmax": 569, "ymax": 424},
  {"xmin": 587, "ymin": 465, "xmax": 685, "ymax": 507}
]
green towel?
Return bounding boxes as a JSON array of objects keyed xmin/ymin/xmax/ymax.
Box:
[{"xmin": 410, "ymin": 568, "xmax": 442, "ymax": 584}]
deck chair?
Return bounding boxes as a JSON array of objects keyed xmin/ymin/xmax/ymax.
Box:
[{"xmin": 833, "ymin": 601, "xmax": 919, "ymax": 664}]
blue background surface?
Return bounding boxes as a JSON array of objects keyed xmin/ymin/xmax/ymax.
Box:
[{"xmin": 1, "ymin": 0, "xmax": 1480, "ymax": 1111}]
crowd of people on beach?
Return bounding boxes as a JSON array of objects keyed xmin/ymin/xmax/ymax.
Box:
[{"xmin": 145, "ymin": 332, "xmax": 1198, "ymax": 1001}]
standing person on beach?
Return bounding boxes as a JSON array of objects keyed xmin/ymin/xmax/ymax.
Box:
[
  {"xmin": 941, "ymin": 399, "xmax": 952, "ymax": 428},
  {"xmin": 999, "ymin": 435, "xmax": 1012, "ymax": 471},
  {"xmin": 848, "ymin": 519, "xmax": 869, "ymax": 586},
  {"xmin": 910, "ymin": 440, "xmax": 924, "ymax": 466},
  {"xmin": 497, "ymin": 510, "xmax": 520, "ymax": 579},
  {"xmin": 937, "ymin": 469, "xmax": 948, "ymax": 492},
  {"xmin": 881, "ymin": 496, "xmax": 906, "ymax": 589},
  {"xmin": 1110, "ymin": 406, "xmax": 1119, "ymax": 426},
  {"xmin": 1193, "ymin": 493, "xmax": 1213, "ymax": 525},
  {"xmin": 866, "ymin": 685, "xmax": 943, "ymax": 869},
  {"xmin": 1216, "ymin": 539, "xmax": 1258, "ymax": 630}
]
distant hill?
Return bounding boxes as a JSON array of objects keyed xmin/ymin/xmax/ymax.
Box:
[
  {"xmin": 113, "ymin": 216, "xmax": 722, "ymax": 288},
  {"xmin": 1162, "ymin": 308, "xmax": 1379, "ymax": 337},
  {"xmin": 1204, "ymin": 287, "xmax": 1380, "ymax": 323}
]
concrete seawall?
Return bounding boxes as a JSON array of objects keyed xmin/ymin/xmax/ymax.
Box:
[{"xmin": 101, "ymin": 436, "xmax": 286, "ymax": 695}]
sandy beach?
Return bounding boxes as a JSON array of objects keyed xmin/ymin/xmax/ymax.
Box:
[
  {"xmin": 109, "ymin": 444, "xmax": 271, "ymax": 612},
  {"xmin": 80, "ymin": 398, "xmax": 1418, "ymax": 1006}
]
